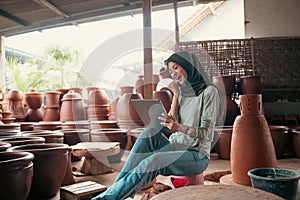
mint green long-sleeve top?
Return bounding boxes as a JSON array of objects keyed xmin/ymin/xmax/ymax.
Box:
[{"xmin": 168, "ymin": 85, "xmax": 220, "ymax": 159}]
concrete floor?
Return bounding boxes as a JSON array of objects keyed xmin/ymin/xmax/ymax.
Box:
[{"xmin": 68, "ymin": 153, "xmax": 300, "ymax": 200}]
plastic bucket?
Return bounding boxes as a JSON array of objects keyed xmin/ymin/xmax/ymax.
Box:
[{"xmin": 248, "ymin": 168, "xmax": 300, "ymax": 200}]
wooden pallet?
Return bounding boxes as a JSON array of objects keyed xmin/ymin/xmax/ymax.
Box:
[{"xmin": 60, "ymin": 181, "xmax": 107, "ymax": 200}]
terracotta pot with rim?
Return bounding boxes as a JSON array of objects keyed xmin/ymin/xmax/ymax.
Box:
[
  {"xmin": 239, "ymin": 75, "xmax": 265, "ymax": 94},
  {"xmin": 8, "ymin": 143, "xmax": 69, "ymax": 199},
  {"xmin": 22, "ymin": 130, "xmax": 64, "ymax": 143},
  {"xmin": 269, "ymin": 126, "xmax": 289, "ymax": 159},
  {"xmin": 0, "ymin": 151, "xmax": 34, "ymax": 200}
]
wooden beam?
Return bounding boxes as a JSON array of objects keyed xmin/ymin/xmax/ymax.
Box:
[
  {"xmin": 33, "ymin": 0, "xmax": 69, "ymax": 18},
  {"xmin": 143, "ymin": 0, "xmax": 153, "ymax": 99},
  {"xmin": 0, "ymin": 9, "xmax": 30, "ymax": 26}
]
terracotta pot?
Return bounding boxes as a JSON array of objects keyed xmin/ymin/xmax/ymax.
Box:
[
  {"xmin": 109, "ymin": 97, "xmax": 119, "ymax": 120},
  {"xmin": 60, "ymin": 129, "xmax": 90, "ymax": 145},
  {"xmin": 60, "ymin": 91, "xmax": 85, "ymax": 122},
  {"xmin": 239, "ymin": 75, "xmax": 265, "ymax": 94},
  {"xmin": 0, "ymin": 136, "xmax": 45, "ymax": 146},
  {"xmin": 1, "ymin": 111, "xmax": 12, "ymax": 118},
  {"xmin": 86, "ymin": 87, "xmax": 100, "ymax": 95},
  {"xmin": 8, "ymin": 143, "xmax": 69, "ymax": 199},
  {"xmin": 269, "ymin": 126, "xmax": 289, "ymax": 158},
  {"xmin": 231, "ymin": 94, "xmax": 277, "ymax": 186},
  {"xmin": 33, "ymin": 121, "xmax": 61, "ymax": 131},
  {"xmin": 7, "ymin": 90, "xmax": 26, "ymax": 120},
  {"xmin": 213, "ymin": 75, "xmax": 236, "ymax": 96},
  {"xmin": 90, "ymin": 128, "xmax": 127, "ymax": 162},
  {"xmin": 18, "ymin": 122, "xmax": 34, "ymax": 131},
  {"xmin": 61, "ymin": 120, "xmax": 89, "ymax": 130},
  {"xmin": 0, "ymin": 151, "xmax": 34, "ymax": 200},
  {"xmin": 223, "ymin": 96, "xmax": 239, "ymax": 125},
  {"xmin": 120, "ymin": 86, "xmax": 134, "ymax": 95},
  {"xmin": 24, "ymin": 92, "xmax": 43, "ymax": 109},
  {"xmin": 292, "ymin": 130, "xmax": 300, "ymax": 158},
  {"xmin": 45, "ymin": 91, "xmax": 61, "ymax": 107},
  {"xmin": 135, "ymin": 75, "xmax": 144, "ymax": 97},
  {"xmin": 87, "ymin": 88, "xmax": 109, "ymax": 106},
  {"xmin": 214, "ymin": 126, "xmax": 233, "ymax": 160},
  {"xmin": 153, "ymin": 90, "xmax": 173, "ymax": 113},
  {"xmin": 26, "ymin": 108, "xmax": 43, "ymax": 122},
  {"xmin": 152, "ymin": 74, "xmax": 160, "ymax": 91},
  {"xmin": 87, "ymin": 105, "xmax": 109, "ymax": 117},
  {"xmin": 0, "ymin": 141, "xmax": 11, "ymax": 151},
  {"xmin": 22, "ymin": 130, "xmax": 64, "ymax": 143},
  {"xmin": 116, "ymin": 93, "xmax": 144, "ymax": 131},
  {"xmin": 43, "ymin": 106, "xmax": 60, "ymax": 121},
  {"xmin": 90, "ymin": 120, "xmax": 119, "ymax": 131},
  {"xmin": 1, "ymin": 117, "xmax": 16, "ymax": 124}
]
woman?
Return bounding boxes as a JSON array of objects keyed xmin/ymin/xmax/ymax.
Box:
[{"xmin": 93, "ymin": 51, "xmax": 223, "ymax": 200}]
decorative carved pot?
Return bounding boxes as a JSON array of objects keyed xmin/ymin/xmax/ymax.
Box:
[
  {"xmin": 213, "ymin": 75, "xmax": 236, "ymax": 96},
  {"xmin": 90, "ymin": 128, "xmax": 127, "ymax": 162},
  {"xmin": 8, "ymin": 143, "xmax": 69, "ymax": 199},
  {"xmin": 0, "ymin": 151, "xmax": 34, "ymax": 200},
  {"xmin": 25, "ymin": 92, "xmax": 43, "ymax": 110},
  {"xmin": 239, "ymin": 75, "xmax": 265, "ymax": 94},
  {"xmin": 231, "ymin": 94, "xmax": 277, "ymax": 186}
]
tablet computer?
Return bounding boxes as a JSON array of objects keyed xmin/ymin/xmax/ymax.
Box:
[{"xmin": 131, "ymin": 99, "xmax": 167, "ymax": 131}]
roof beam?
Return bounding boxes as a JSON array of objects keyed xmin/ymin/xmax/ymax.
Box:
[
  {"xmin": 0, "ymin": 9, "xmax": 30, "ymax": 26},
  {"xmin": 33, "ymin": 0, "xmax": 69, "ymax": 18}
]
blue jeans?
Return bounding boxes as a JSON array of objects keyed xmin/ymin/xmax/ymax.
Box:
[{"xmin": 92, "ymin": 127, "xmax": 209, "ymax": 200}]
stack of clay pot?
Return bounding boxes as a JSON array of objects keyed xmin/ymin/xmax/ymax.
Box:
[
  {"xmin": 43, "ymin": 91, "xmax": 61, "ymax": 121},
  {"xmin": 7, "ymin": 90, "xmax": 26, "ymax": 122},
  {"xmin": 86, "ymin": 87, "xmax": 109, "ymax": 121},
  {"xmin": 213, "ymin": 75, "xmax": 239, "ymax": 126},
  {"xmin": 231, "ymin": 94, "xmax": 277, "ymax": 186},
  {"xmin": 60, "ymin": 90, "xmax": 85, "ymax": 122},
  {"xmin": 24, "ymin": 90, "xmax": 44, "ymax": 122},
  {"xmin": 0, "ymin": 110, "xmax": 14, "ymax": 124}
]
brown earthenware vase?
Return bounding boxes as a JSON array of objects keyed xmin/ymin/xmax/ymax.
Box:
[
  {"xmin": 0, "ymin": 151, "xmax": 34, "ymax": 200},
  {"xmin": 8, "ymin": 143, "xmax": 69, "ymax": 199},
  {"xmin": 87, "ymin": 88, "xmax": 109, "ymax": 106},
  {"xmin": 239, "ymin": 75, "xmax": 265, "ymax": 94},
  {"xmin": 43, "ymin": 106, "xmax": 60, "ymax": 121},
  {"xmin": 213, "ymin": 75, "xmax": 236, "ymax": 96},
  {"xmin": 90, "ymin": 128, "xmax": 127, "ymax": 162},
  {"xmin": 269, "ymin": 126, "xmax": 289, "ymax": 159},
  {"xmin": 56, "ymin": 88, "xmax": 69, "ymax": 108},
  {"xmin": 214, "ymin": 126, "xmax": 233, "ymax": 160},
  {"xmin": 45, "ymin": 91, "xmax": 61, "ymax": 107},
  {"xmin": 60, "ymin": 90, "xmax": 85, "ymax": 122},
  {"xmin": 231, "ymin": 94, "xmax": 277, "ymax": 186},
  {"xmin": 25, "ymin": 91, "xmax": 44, "ymax": 122},
  {"xmin": 7, "ymin": 90, "xmax": 26, "ymax": 121}
]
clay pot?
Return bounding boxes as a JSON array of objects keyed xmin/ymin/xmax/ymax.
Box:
[
  {"xmin": 60, "ymin": 90, "xmax": 85, "ymax": 122},
  {"xmin": 0, "ymin": 142, "xmax": 11, "ymax": 151},
  {"xmin": 231, "ymin": 94, "xmax": 277, "ymax": 186},
  {"xmin": 61, "ymin": 129, "xmax": 90, "ymax": 145},
  {"xmin": 213, "ymin": 75, "xmax": 236, "ymax": 96},
  {"xmin": 8, "ymin": 143, "xmax": 69, "ymax": 199},
  {"xmin": 223, "ymin": 96, "xmax": 239, "ymax": 125},
  {"xmin": 239, "ymin": 75, "xmax": 265, "ymax": 94},
  {"xmin": 1, "ymin": 117, "xmax": 16, "ymax": 124},
  {"xmin": 69, "ymin": 87, "xmax": 82, "ymax": 95},
  {"xmin": 0, "ymin": 151, "xmax": 34, "ymax": 200},
  {"xmin": 22, "ymin": 130, "xmax": 64, "ymax": 143},
  {"xmin": 33, "ymin": 121, "xmax": 61, "ymax": 131},
  {"xmin": 18, "ymin": 122, "xmax": 34, "ymax": 131},
  {"xmin": 116, "ymin": 93, "xmax": 144, "ymax": 130},
  {"xmin": 152, "ymin": 74, "xmax": 160, "ymax": 91},
  {"xmin": 120, "ymin": 86, "xmax": 134, "ymax": 95},
  {"xmin": 90, "ymin": 120, "xmax": 119, "ymax": 131},
  {"xmin": 26, "ymin": 108, "xmax": 43, "ymax": 122},
  {"xmin": 90, "ymin": 128, "xmax": 127, "ymax": 162},
  {"xmin": 135, "ymin": 75, "xmax": 144, "ymax": 96},
  {"xmin": 24, "ymin": 92, "xmax": 43, "ymax": 110},
  {"xmin": 43, "ymin": 106, "xmax": 60, "ymax": 121},
  {"xmin": 0, "ymin": 136, "xmax": 45, "ymax": 146},
  {"xmin": 0, "ymin": 123, "xmax": 21, "ymax": 131},
  {"xmin": 153, "ymin": 90, "xmax": 173, "ymax": 113},
  {"xmin": 1, "ymin": 111, "xmax": 12, "ymax": 118},
  {"xmin": 292, "ymin": 130, "xmax": 300, "ymax": 158},
  {"xmin": 86, "ymin": 87, "xmax": 100, "ymax": 95},
  {"xmin": 87, "ymin": 88, "xmax": 109, "ymax": 106},
  {"xmin": 109, "ymin": 97, "xmax": 119, "ymax": 120},
  {"xmin": 214, "ymin": 126, "xmax": 233, "ymax": 160},
  {"xmin": 45, "ymin": 91, "xmax": 61, "ymax": 107},
  {"xmin": 87, "ymin": 105, "xmax": 109, "ymax": 120},
  {"xmin": 7, "ymin": 90, "xmax": 26, "ymax": 120},
  {"xmin": 269, "ymin": 126, "xmax": 289, "ymax": 159},
  {"xmin": 61, "ymin": 120, "xmax": 89, "ymax": 130}
]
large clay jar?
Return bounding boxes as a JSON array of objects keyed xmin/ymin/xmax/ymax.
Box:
[
  {"xmin": 223, "ymin": 96, "xmax": 239, "ymax": 125},
  {"xmin": 45, "ymin": 91, "xmax": 61, "ymax": 107},
  {"xmin": 8, "ymin": 143, "xmax": 69, "ymax": 199},
  {"xmin": 239, "ymin": 75, "xmax": 265, "ymax": 94},
  {"xmin": 269, "ymin": 126, "xmax": 289, "ymax": 159},
  {"xmin": 43, "ymin": 107, "xmax": 60, "ymax": 121},
  {"xmin": 0, "ymin": 151, "xmax": 34, "ymax": 200},
  {"xmin": 0, "ymin": 136, "xmax": 45, "ymax": 146},
  {"xmin": 213, "ymin": 75, "xmax": 236, "ymax": 96},
  {"xmin": 231, "ymin": 94, "xmax": 277, "ymax": 186},
  {"xmin": 90, "ymin": 128, "xmax": 127, "ymax": 163},
  {"xmin": 135, "ymin": 75, "xmax": 144, "ymax": 97},
  {"xmin": 7, "ymin": 90, "xmax": 26, "ymax": 122},
  {"xmin": 60, "ymin": 90, "xmax": 85, "ymax": 122},
  {"xmin": 24, "ymin": 92, "xmax": 43, "ymax": 110},
  {"xmin": 87, "ymin": 88, "xmax": 109, "ymax": 106},
  {"xmin": 153, "ymin": 90, "xmax": 173, "ymax": 113},
  {"xmin": 214, "ymin": 126, "xmax": 233, "ymax": 160}
]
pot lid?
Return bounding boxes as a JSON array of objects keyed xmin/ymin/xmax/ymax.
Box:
[{"xmin": 61, "ymin": 90, "xmax": 82, "ymax": 101}]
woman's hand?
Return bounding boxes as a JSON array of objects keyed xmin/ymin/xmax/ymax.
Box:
[
  {"xmin": 158, "ymin": 113, "xmax": 180, "ymax": 132},
  {"xmin": 168, "ymin": 81, "xmax": 180, "ymax": 96}
]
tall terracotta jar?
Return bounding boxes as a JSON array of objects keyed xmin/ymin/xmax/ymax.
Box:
[
  {"xmin": 60, "ymin": 90, "xmax": 85, "ymax": 122},
  {"xmin": 231, "ymin": 94, "xmax": 277, "ymax": 186},
  {"xmin": 25, "ymin": 91, "xmax": 44, "ymax": 122},
  {"xmin": 135, "ymin": 75, "xmax": 144, "ymax": 97}
]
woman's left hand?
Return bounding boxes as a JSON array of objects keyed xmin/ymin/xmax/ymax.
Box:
[{"xmin": 158, "ymin": 113, "xmax": 180, "ymax": 132}]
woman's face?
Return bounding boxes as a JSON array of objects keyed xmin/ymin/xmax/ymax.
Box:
[{"xmin": 167, "ymin": 61, "xmax": 188, "ymax": 85}]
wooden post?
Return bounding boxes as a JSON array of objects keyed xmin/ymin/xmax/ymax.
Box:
[
  {"xmin": 142, "ymin": 0, "xmax": 153, "ymax": 99},
  {"xmin": 174, "ymin": 2, "xmax": 180, "ymax": 51},
  {"xmin": 0, "ymin": 35, "xmax": 5, "ymax": 91}
]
